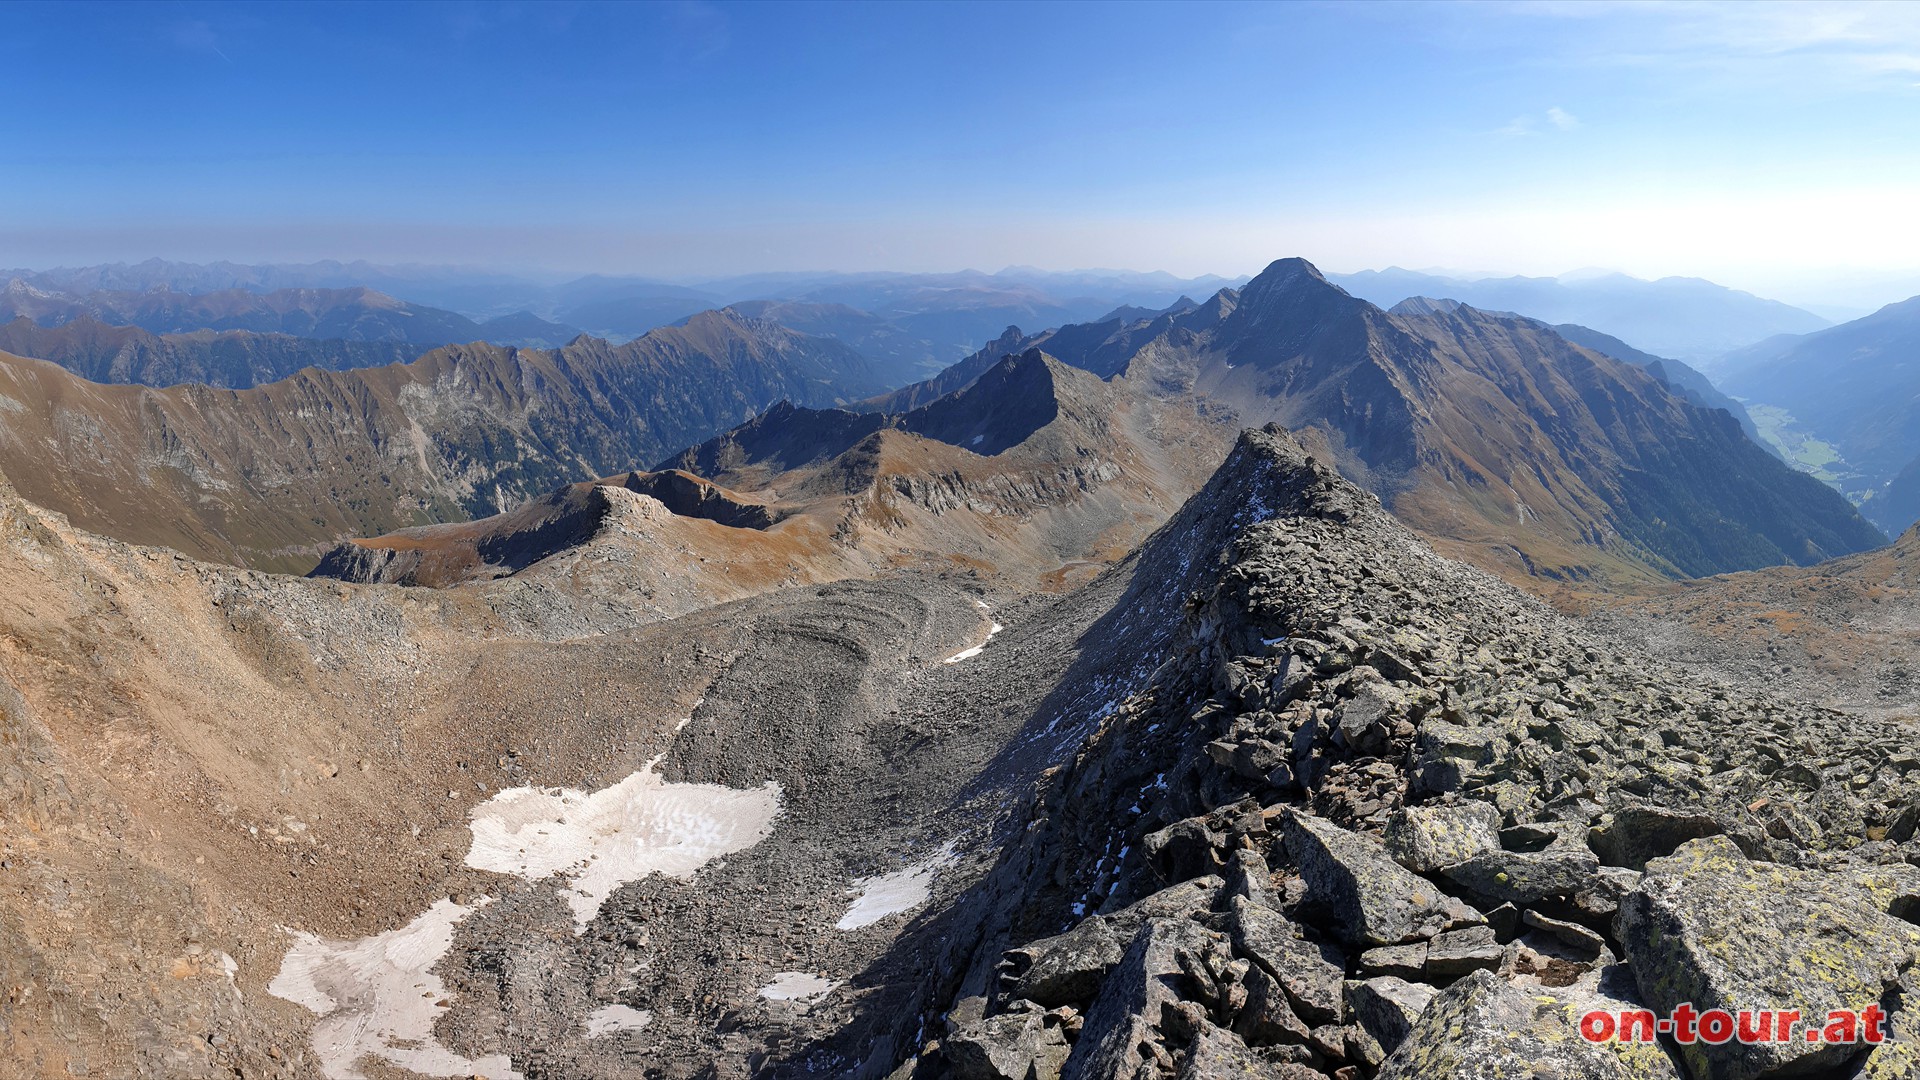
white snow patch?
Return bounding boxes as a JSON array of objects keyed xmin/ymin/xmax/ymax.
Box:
[
  {"xmin": 759, "ymin": 972, "xmax": 839, "ymax": 1001},
  {"xmin": 466, "ymin": 760, "xmax": 782, "ymax": 930},
  {"xmin": 268, "ymin": 898, "xmax": 520, "ymax": 1080},
  {"xmin": 942, "ymin": 621, "xmax": 1003, "ymax": 664},
  {"xmin": 272, "ymin": 760, "xmax": 780, "ymax": 1077},
  {"xmin": 836, "ymin": 843, "xmax": 958, "ymax": 930},
  {"xmin": 584, "ymin": 1004, "xmax": 653, "ymax": 1037}
]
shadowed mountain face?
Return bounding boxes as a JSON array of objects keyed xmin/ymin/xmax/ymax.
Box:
[
  {"xmin": 307, "ymin": 471, "xmax": 780, "ymax": 588},
  {"xmin": 667, "ymin": 349, "xmax": 1092, "ymax": 479},
  {"xmin": 860, "ymin": 259, "xmax": 1881, "ymax": 584},
  {"xmin": 0, "ymin": 309, "xmax": 886, "ymax": 571},
  {"xmin": 1716, "ymin": 296, "xmax": 1920, "ymax": 534}
]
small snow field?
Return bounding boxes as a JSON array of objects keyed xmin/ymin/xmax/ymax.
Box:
[
  {"xmin": 758, "ymin": 972, "xmax": 840, "ymax": 1001},
  {"xmin": 465, "ymin": 759, "xmax": 782, "ymax": 929},
  {"xmin": 273, "ymin": 758, "xmax": 781, "ymax": 1076},
  {"xmin": 584, "ymin": 1004, "xmax": 653, "ymax": 1037},
  {"xmin": 268, "ymin": 899, "xmax": 520, "ymax": 1080},
  {"xmin": 835, "ymin": 843, "xmax": 959, "ymax": 930},
  {"xmin": 942, "ymin": 621, "xmax": 1003, "ymax": 664}
]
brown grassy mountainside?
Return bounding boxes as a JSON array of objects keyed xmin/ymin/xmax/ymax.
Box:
[
  {"xmin": 0, "ymin": 314, "xmax": 422, "ymax": 388},
  {"xmin": 1583, "ymin": 522, "xmax": 1920, "ymax": 719},
  {"xmin": 0, "ymin": 309, "xmax": 884, "ymax": 572},
  {"xmin": 318, "ymin": 350, "xmax": 1231, "ymax": 594}
]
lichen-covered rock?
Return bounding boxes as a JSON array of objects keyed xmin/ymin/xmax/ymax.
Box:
[
  {"xmin": 1227, "ymin": 896, "xmax": 1345, "ymax": 1024},
  {"xmin": 1001, "ymin": 918, "xmax": 1127, "ymax": 1008},
  {"xmin": 1588, "ymin": 804, "xmax": 1725, "ymax": 871},
  {"xmin": 1384, "ymin": 801, "xmax": 1502, "ymax": 873},
  {"xmin": 945, "ymin": 1009, "xmax": 1071, "ymax": 1080},
  {"xmin": 1377, "ymin": 969, "xmax": 1681, "ymax": 1079},
  {"xmin": 1222, "ymin": 848, "xmax": 1278, "ymax": 908},
  {"xmin": 1425, "ymin": 925, "xmax": 1503, "ymax": 978},
  {"xmin": 1063, "ymin": 918, "xmax": 1228, "ymax": 1080},
  {"xmin": 1104, "ymin": 876, "xmax": 1224, "ymax": 935},
  {"xmin": 1443, "ymin": 835, "xmax": 1601, "ymax": 905},
  {"xmin": 1345, "ymin": 976, "xmax": 1436, "ymax": 1068},
  {"xmin": 1359, "ymin": 942, "xmax": 1427, "ymax": 980},
  {"xmin": 1230, "ymin": 962, "xmax": 1310, "ymax": 1045},
  {"xmin": 1279, "ymin": 808, "xmax": 1481, "ymax": 947},
  {"xmin": 1411, "ymin": 720, "xmax": 1499, "ymax": 796},
  {"xmin": 1855, "ymin": 969, "xmax": 1920, "ymax": 1080},
  {"xmin": 1616, "ymin": 836, "xmax": 1920, "ymax": 1080},
  {"xmin": 1177, "ymin": 1021, "xmax": 1323, "ymax": 1079},
  {"xmin": 1145, "ymin": 817, "xmax": 1228, "ymax": 882}
]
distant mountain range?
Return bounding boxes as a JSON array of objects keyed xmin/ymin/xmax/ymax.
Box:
[
  {"xmin": 1328, "ymin": 267, "xmax": 1830, "ymax": 361},
  {"xmin": 0, "ymin": 281, "xmax": 491, "ymax": 346},
  {"xmin": 854, "ymin": 260, "xmax": 1879, "ymax": 582},
  {"xmin": 2, "ymin": 260, "xmax": 1244, "ymax": 370},
  {"xmin": 0, "ymin": 315, "xmax": 420, "ymax": 389},
  {"xmin": 0, "ymin": 283, "xmax": 590, "ymax": 386},
  {"xmin": 0, "ymin": 309, "xmax": 883, "ymax": 571},
  {"xmin": 1716, "ymin": 295, "xmax": 1920, "ymax": 534},
  {"xmin": 0, "ymin": 255, "xmax": 1882, "ymax": 586}
]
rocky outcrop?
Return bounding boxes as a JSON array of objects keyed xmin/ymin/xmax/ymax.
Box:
[
  {"xmin": 867, "ymin": 425, "xmax": 1920, "ymax": 1080},
  {"xmin": 612, "ymin": 470, "xmax": 779, "ymax": 529},
  {"xmin": 1616, "ymin": 837, "xmax": 1920, "ymax": 1080},
  {"xmin": 1377, "ymin": 969, "xmax": 1680, "ymax": 1079},
  {"xmin": 309, "ymin": 483, "xmax": 672, "ymax": 586}
]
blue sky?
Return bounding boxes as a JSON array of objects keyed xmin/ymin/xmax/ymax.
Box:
[{"xmin": 5, "ymin": 1, "xmax": 1919, "ymax": 301}]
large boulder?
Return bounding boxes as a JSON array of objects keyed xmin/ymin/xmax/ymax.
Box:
[
  {"xmin": 1003, "ymin": 878, "xmax": 1222, "ymax": 1009},
  {"xmin": 1588, "ymin": 804, "xmax": 1725, "ymax": 871},
  {"xmin": 1615, "ymin": 836, "xmax": 1920, "ymax": 1080},
  {"xmin": 1443, "ymin": 832, "xmax": 1601, "ymax": 906},
  {"xmin": 1279, "ymin": 809, "xmax": 1480, "ymax": 947},
  {"xmin": 1345, "ymin": 976, "xmax": 1437, "ymax": 1068},
  {"xmin": 1377, "ymin": 969, "xmax": 1681, "ymax": 1079},
  {"xmin": 945, "ymin": 1008, "xmax": 1071, "ymax": 1080},
  {"xmin": 1227, "ymin": 895, "xmax": 1345, "ymax": 1024},
  {"xmin": 1105, "ymin": 876, "xmax": 1224, "ymax": 936},
  {"xmin": 1063, "ymin": 918, "xmax": 1228, "ymax": 1080},
  {"xmin": 1176, "ymin": 1021, "xmax": 1323, "ymax": 1079},
  {"xmin": 1384, "ymin": 801, "xmax": 1502, "ymax": 874},
  {"xmin": 1001, "ymin": 918, "xmax": 1126, "ymax": 1008}
]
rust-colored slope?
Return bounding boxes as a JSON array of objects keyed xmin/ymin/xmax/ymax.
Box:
[{"xmin": 0, "ymin": 310, "xmax": 882, "ymax": 573}]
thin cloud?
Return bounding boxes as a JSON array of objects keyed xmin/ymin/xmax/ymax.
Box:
[
  {"xmin": 169, "ymin": 20, "xmax": 232, "ymax": 62},
  {"xmin": 1508, "ymin": 1, "xmax": 1920, "ymax": 94},
  {"xmin": 666, "ymin": 1, "xmax": 729, "ymax": 63},
  {"xmin": 1494, "ymin": 109, "xmax": 1578, "ymax": 137}
]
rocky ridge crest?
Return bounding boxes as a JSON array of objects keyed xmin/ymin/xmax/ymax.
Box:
[{"xmin": 863, "ymin": 426, "xmax": 1920, "ymax": 1080}]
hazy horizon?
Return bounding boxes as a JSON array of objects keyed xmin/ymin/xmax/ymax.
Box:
[{"xmin": 7, "ymin": 1, "xmax": 1920, "ymax": 310}]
